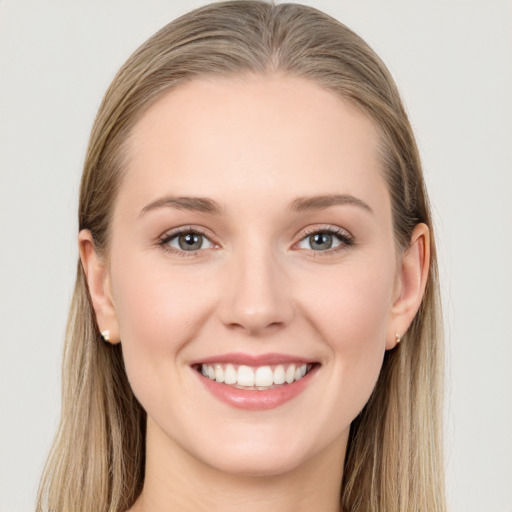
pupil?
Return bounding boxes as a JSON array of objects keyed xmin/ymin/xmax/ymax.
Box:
[
  {"xmin": 179, "ymin": 233, "xmax": 202, "ymax": 250},
  {"xmin": 311, "ymin": 233, "xmax": 332, "ymax": 250}
]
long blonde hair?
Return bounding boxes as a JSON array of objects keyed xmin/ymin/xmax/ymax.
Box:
[{"xmin": 37, "ymin": 2, "xmax": 445, "ymax": 511}]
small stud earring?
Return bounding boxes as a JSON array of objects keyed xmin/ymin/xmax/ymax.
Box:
[
  {"xmin": 101, "ymin": 330, "xmax": 110, "ymax": 343},
  {"xmin": 395, "ymin": 333, "xmax": 402, "ymax": 344}
]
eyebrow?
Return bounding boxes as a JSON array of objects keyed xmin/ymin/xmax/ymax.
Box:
[
  {"xmin": 289, "ymin": 194, "xmax": 374, "ymax": 214},
  {"xmin": 140, "ymin": 196, "xmax": 223, "ymax": 216},
  {"xmin": 140, "ymin": 193, "xmax": 373, "ymax": 217}
]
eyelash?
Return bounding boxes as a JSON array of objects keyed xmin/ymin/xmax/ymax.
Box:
[
  {"xmin": 158, "ymin": 225, "xmax": 355, "ymax": 257},
  {"xmin": 158, "ymin": 226, "xmax": 215, "ymax": 258},
  {"xmin": 297, "ymin": 225, "xmax": 355, "ymax": 256}
]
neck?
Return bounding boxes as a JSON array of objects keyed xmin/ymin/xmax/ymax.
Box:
[{"xmin": 131, "ymin": 419, "xmax": 347, "ymax": 512}]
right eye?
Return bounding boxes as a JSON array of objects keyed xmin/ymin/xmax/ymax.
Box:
[{"xmin": 160, "ymin": 229, "xmax": 215, "ymax": 254}]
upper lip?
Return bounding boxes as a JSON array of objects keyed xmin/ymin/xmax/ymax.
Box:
[{"xmin": 190, "ymin": 352, "xmax": 316, "ymax": 366}]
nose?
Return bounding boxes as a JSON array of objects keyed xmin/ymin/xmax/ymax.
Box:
[{"xmin": 217, "ymin": 245, "xmax": 294, "ymax": 336}]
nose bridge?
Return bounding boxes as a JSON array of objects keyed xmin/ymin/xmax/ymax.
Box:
[{"xmin": 219, "ymin": 238, "xmax": 292, "ymax": 334}]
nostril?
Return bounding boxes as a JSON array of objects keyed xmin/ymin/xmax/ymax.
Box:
[
  {"xmin": 216, "ymin": 264, "xmax": 294, "ymax": 333},
  {"xmin": 225, "ymin": 320, "xmax": 285, "ymax": 336}
]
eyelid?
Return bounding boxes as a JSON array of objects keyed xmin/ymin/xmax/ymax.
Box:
[
  {"xmin": 156, "ymin": 223, "xmax": 354, "ymax": 257},
  {"xmin": 158, "ymin": 225, "xmax": 219, "ymax": 256},
  {"xmin": 292, "ymin": 224, "xmax": 355, "ymax": 252}
]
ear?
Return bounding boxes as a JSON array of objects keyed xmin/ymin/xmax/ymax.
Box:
[
  {"xmin": 386, "ymin": 223, "xmax": 430, "ymax": 350},
  {"xmin": 78, "ymin": 230, "xmax": 120, "ymax": 344}
]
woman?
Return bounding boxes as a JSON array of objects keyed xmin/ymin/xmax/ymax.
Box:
[{"xmin": 37, "ymin": 1, "xmax": 445, "ymax": 511}]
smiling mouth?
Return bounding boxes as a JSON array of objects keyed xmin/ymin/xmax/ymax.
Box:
[{"xmin": 194, "ymin": 362, "xmax": 318, "ymax": 391}]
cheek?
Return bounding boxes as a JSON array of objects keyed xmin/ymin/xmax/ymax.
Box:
[
  {"xmin": 300, "ymin": 255, "xmax": 395, "ymax": 347},
  {"xmin": 109, "ymin": 252, "xmax": 217, "ymax": 393},
  {"xmin": 297, "ymin": 256, "xmax": 395, "ymax": 410},
  {"xmin": 112, "ymin": 250, "xmax": 211, "ymax": 333}
]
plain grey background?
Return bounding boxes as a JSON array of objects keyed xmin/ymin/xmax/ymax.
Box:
[{"xmin": 1, "ymin": 1, "xmax": 511, "ymax": 511}]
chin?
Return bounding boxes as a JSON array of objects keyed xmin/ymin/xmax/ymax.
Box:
[
  {"xmin": 186, "ymin": 424, "xmax": 325, "ymax": 478},
  {"xmin": 203, "ymin": 447, "xmax": 308, "ymax": 478}
]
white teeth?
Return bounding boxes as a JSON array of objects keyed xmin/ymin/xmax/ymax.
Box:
[
  {"xmin": 224, "ymin": 364, "xmax": 237, "ymax": 385},
  {"xmin": 200, "ymin": 362, "xmax": 312, "ymax": 388},
  {"xmin": 294, "ymin": 364, "xmax": 307, "ymax": 381},
  {"xmin": 255, "ymin": 366, "xmax": 273, "ymax": 387},
  {"xmin": 214, "ymin": 364, "xmax": 224, "ymax": 383},
  {"xmin": 285, "ymin": 364, "xmax": 296, "ymax": 384},
  {"xmin": 273, "ymin": 365, "xmax": 285, "ymax": 385},
  {"xmin": 237, "ymin": 365, "xmax": 255, "ymax": 387}
]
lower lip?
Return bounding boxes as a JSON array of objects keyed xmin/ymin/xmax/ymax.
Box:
[{"xmin": 194, "ymin": 367, "xmax": 318, "ymax": 410}]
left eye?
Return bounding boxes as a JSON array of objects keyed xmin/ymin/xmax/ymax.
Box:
[
  {"xmin": 166, "ymin": 231, "xmax": 214, "ymax": 251},
  {"xmin": 297, "ymin": 231, "xmax": 346, "ymax": 251}
]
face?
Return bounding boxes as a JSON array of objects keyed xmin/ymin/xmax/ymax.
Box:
[{"xmin": 88, "ymin": 75, "xmax": 412, "ymax": 477}]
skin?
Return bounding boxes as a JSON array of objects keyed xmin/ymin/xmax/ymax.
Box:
[{"xmin": 80, "ymin": 74, "xmax": 429, "ymax": 512}]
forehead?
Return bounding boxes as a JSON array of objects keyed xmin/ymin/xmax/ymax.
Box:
[{"xmin": 119, "ymin": 74, "xmax": 389, "ymax": 220}]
